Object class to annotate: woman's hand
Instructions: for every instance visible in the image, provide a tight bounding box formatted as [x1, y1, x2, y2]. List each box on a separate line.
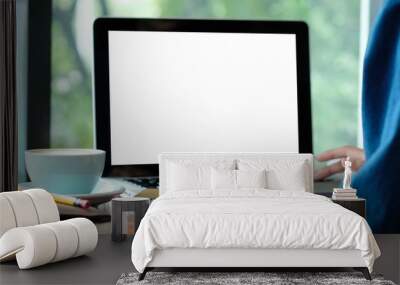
[314, 145, 365, 181]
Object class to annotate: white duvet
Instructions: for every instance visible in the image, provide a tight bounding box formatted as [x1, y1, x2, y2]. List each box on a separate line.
[131, 190, 380, 272]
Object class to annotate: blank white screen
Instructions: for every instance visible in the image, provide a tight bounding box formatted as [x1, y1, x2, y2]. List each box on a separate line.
[108, 31, 298, 165]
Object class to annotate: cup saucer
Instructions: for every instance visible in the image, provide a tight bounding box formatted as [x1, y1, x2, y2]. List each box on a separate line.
[19, 178, 125, 206]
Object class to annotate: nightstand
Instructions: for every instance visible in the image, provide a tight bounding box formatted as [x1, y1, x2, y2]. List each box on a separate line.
[331, 198, 366, 218]
[111, 197, 150, 241]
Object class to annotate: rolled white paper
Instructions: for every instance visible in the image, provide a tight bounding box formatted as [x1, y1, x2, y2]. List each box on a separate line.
[0, 190, 98, 269]
[0, 226, 57, 269]
[65, 218, 98, 257]
[0, 219, 98, 269]
[24, 189, 59, 224]
[0, 196, 17, 237]
[42, 221, 79, 262]
[1, 192, 39, 227]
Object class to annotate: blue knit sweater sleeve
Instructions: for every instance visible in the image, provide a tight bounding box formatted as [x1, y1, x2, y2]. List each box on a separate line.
[353, 0, 400, 233]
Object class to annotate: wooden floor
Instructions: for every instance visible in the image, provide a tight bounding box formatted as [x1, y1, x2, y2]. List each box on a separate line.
[0, 235, 134, 285]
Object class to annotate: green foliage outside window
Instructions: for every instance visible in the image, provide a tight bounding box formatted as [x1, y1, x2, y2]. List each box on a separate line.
[51, 0, 360, 154]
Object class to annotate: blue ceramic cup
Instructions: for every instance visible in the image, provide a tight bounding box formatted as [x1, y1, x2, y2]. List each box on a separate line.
[25, 149, 106, 195]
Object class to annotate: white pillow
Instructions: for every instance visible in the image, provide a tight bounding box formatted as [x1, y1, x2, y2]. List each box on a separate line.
[211, 169, 267, 190]
[237, 159, 308, 191]
[166, 159, 235, 192]
[167, 163, 211, 191]
[267, 164, 307, 191]
[236, 169, 267, 188]
[211, 168, 236, 190]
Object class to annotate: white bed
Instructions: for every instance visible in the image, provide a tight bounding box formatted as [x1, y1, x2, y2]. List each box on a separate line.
[131, 153, 380, 280]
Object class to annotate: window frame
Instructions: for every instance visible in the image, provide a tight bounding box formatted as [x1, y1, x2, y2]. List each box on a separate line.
[26, 0, 52, 149]
[24, 1, 383, 176]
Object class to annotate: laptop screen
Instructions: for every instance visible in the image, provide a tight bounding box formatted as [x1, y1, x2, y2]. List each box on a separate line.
[107, 30, 299, 165]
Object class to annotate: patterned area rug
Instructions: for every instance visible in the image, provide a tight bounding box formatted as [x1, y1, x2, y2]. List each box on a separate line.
[116, 272, 396, 285]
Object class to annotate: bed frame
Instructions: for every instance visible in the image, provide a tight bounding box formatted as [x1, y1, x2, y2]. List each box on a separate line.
[138, 153, 372, 281]
[139, 248, 371, 280]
